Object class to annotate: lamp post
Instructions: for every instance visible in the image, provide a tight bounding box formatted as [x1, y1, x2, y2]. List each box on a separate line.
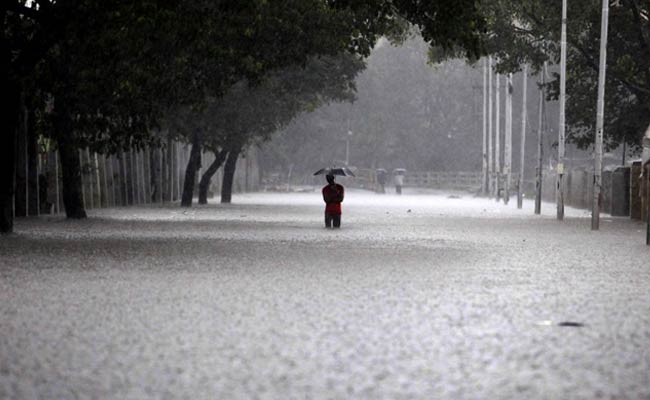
[642, 124, 650, 245]
[557, 0, 567, 220]
[495, 73, 501, 201]
[504, 73, 513, 205]
[535, 62, 547, 215]
[482, 58, 488, 195]
[488, 56, 494, 198]
[591, 0, 609, 231]
[518, 65, 528, 209]
[345, 130, 352, 166]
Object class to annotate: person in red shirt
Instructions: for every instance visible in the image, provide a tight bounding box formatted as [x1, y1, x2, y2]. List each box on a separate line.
[322, 174, 344, 228]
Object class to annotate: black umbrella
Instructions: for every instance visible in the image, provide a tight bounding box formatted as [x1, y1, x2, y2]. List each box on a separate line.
[313, 167, 356, 177]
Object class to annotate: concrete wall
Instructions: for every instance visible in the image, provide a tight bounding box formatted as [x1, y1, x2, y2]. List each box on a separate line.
[540, 167, 631, 217]
[631, 162, 643, 220]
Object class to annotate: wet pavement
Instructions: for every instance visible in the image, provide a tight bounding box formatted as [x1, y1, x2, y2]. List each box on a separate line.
[1, 190, 649, 399]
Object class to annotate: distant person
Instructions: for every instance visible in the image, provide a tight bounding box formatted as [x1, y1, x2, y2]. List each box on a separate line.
[322, 174, 344, 228]
[376, 169, 387, 194]
[38, 173, 51, 214]
[393, 169, 405, 195]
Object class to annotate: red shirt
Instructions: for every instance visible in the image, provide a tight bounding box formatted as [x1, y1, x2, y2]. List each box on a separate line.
[322, 184, 344, 215]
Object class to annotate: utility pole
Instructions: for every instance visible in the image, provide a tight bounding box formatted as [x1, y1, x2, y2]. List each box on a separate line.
[557, 0, 568, 220]
[504, 73, 513, 205]
[345, 116, 352, 166]
[592, 0, 609, 231]
[482, 58, 489, 195]
[641, 124, 649, 245]
[535, 62, 547, 215]
[488, 57, 494, 198]
[495, 73, 501, 201]
[55, 151, 60, 213]
[518, 66, 528, 209]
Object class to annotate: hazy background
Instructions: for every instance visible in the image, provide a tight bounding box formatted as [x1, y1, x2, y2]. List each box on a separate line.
[258, 34, 629, 185]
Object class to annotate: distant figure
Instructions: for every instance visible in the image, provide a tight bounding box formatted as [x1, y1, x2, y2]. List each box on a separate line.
[376, 169, 387, 194]
[38, 174, 51, 214]
[322, 174, 344, 228]
[393, 169, 405, 195]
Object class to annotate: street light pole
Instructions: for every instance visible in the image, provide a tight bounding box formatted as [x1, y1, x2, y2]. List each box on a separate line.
[488, 56, 494, 198]
[592, 0, 609, 231]
[641, 124, 650, 245]
[482, 58, 489, 195]
[535, 62, 547, 215]
[504, 73, 513, 205]
[495, 73, 501, 201]
[345, 130, 352, 166]
[518, 65, 528, 209]
[557, 0, 568, 220]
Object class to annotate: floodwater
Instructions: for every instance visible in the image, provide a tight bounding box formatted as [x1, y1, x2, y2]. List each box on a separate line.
[1, 189, 649, 399]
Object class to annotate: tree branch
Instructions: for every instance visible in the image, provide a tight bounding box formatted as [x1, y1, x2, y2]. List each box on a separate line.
[628, 0, 650, 57]
[6, 3, 41, 22]
[571, 40, 650, 96]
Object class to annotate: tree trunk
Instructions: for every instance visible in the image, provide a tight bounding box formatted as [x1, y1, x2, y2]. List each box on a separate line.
[181, 132, 202, 207]
[198, 149, 227, 205]
[27, 106, 39, 215]
[150, 146, 161, 203]
[165, 135, 174, 202]
[14, 104, 27, 217]
[256, 147, 265, 187]
[55, 97, 86, 219]
[57, 138, 87, 218]
[221, 145, 242, 204]
[0, 79, 20, 233]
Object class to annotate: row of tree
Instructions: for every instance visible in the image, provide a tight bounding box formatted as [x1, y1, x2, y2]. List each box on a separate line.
[458, 0, 649, 151]
[261, 1, 649, 186]
[260, 38, 494, 177]
[1, 0, 485, 233]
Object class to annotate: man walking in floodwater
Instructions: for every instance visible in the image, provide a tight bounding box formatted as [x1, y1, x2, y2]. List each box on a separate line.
[322, 174, 344, 228]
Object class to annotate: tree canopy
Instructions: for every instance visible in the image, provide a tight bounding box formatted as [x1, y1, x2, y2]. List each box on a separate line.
[1, 0, 487, 232]
[452, 0, 650, 150]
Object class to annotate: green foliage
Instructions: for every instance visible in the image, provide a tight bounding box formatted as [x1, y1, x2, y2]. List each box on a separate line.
[4, 0, 486, 156]
[445, 0, 650, 150]
[329, 0, 485, 58]
[262, 37, 488, 175]
[168, 53, 365, 154]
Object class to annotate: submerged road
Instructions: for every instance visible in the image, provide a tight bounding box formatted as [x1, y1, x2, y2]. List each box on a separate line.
[1, 190, 649, 399]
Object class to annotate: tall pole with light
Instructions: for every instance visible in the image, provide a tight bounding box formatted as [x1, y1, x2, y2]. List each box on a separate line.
[495, 73, 501, 201]
[643, 125, 650, 245]
[557, 0, 568, 220]
[591, 0, 609, 230]
[518, 65, 528, 209]
[488, 56, 494, 198]
[504, 73, 513, 205]
[535, 62, 547, 215]
[345, 114, 352, 166]
[482, 58, 489, 195]
[345, 130, 352, 166]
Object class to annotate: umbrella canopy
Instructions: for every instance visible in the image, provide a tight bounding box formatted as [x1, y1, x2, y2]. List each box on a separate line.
[314, 167, 356, 177]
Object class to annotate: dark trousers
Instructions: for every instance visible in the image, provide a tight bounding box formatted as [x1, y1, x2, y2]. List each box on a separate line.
[325, 213, 341, 228]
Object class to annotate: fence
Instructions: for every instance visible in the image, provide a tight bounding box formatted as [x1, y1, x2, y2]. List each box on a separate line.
[265, 169, 484, 192]
[403, 171, 483, 190]
[539, 163, 649, 218]
[14, 142, 260, 216]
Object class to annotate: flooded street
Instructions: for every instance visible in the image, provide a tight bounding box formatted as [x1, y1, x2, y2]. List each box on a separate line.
[2, 191, 649, 399]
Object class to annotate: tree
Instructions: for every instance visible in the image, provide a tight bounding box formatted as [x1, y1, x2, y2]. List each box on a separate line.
[2, 0, 486, 233]
[171, 53, 364, 206]
[461, 0, 649, 151]
[261, 37, 488, 177]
